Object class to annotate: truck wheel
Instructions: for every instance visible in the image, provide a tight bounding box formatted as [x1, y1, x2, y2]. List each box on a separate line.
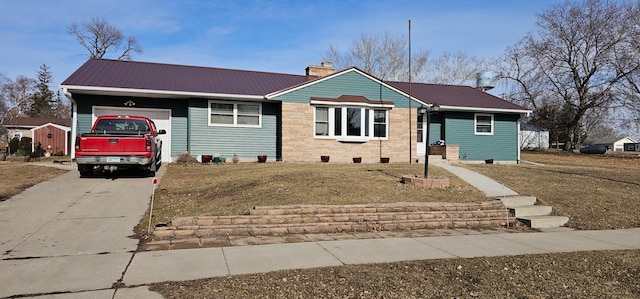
[78, 165, 93, 177]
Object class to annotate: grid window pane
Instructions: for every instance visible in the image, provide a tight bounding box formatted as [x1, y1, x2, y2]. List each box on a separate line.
[238, 104, 259, 114]
[347, 108, 361, 136]
[334, 108, 342, 136]
[373, 110, 386, 138]
[315, 107, 329, 136]
[211, 114, 234, 124]
[211, 103, 233, 113]
[237, 115, 259, 125]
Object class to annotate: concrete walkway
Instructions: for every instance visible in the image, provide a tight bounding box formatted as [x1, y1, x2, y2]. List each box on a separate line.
[124, 228, 640, 285]
[438, 163, 519, 197]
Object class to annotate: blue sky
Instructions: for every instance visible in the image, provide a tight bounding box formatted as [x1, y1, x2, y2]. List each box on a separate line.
[1, 0, 558, 91]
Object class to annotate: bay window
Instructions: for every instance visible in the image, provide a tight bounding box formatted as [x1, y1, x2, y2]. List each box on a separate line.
[314, 106, 389, 140]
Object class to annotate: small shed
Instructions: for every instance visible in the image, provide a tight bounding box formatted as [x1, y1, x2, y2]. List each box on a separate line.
[520, 123, 549, 149]
[587, 136, 637, 152]
[30, 123, 71, 156]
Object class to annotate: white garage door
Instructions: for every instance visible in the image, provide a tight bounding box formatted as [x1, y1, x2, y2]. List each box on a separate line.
[93, 106, 172, 162]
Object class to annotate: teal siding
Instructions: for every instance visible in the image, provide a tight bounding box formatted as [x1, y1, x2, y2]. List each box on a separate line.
[73, 94, 188, 159]
[444, 112, 520, 161]
[428, 114, 443, 143]
[187, 99, 278, 160]
[274, 71, 420, 107]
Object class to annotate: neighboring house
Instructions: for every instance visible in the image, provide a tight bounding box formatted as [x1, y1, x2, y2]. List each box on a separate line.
[586, 136, 637, 152]
[60, 58, 531, 164]
[520, 123, 549, 149]
[2, 117, 71, 154]
[3, 117, 71, 140]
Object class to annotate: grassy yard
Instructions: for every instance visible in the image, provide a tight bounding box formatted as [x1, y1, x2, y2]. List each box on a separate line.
[0, 158, 69, 201]
[145, 151, 639, 231]
[146, 162, 487, 228]
[466, 150, 640, 230]
[151, 249, 640, 298]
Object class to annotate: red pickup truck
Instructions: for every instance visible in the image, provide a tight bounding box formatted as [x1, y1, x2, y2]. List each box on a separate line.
[75, 115, 165, 177]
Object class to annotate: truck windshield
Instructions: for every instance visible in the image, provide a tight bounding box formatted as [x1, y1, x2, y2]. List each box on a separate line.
[94, 119, 150, 134]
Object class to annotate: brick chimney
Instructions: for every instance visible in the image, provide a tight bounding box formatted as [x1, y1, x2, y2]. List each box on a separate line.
[306, 62, 335, 79]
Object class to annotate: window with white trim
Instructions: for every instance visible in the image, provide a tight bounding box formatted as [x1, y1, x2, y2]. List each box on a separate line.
[209, 100, 261, 127]
[313, 106, 389, 140]
[315, 107, 329, 136]
[475, 113, 493, 135]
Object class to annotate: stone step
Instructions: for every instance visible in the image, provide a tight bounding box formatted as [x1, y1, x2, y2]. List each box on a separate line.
[172, 210, 508, 227]
[497, 195, 537, 208]
[517, 215, 569, 229]
[250, 201, 504, 216]
[153, 217, 510, 240]
[509, 205, 552, 217]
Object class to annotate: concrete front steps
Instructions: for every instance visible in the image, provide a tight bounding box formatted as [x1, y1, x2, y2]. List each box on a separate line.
[152, 201, 511, 240]
[497, 195, 569, 229]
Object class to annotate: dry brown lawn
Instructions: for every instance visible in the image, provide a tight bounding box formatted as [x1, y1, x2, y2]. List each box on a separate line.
[466, 150, 640, 230]
[0, 161, 69, 200]
[146, 162, 487, 228]
[152, 250, 640, 298]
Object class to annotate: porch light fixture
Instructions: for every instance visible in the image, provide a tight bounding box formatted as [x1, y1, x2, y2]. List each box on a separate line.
[418, 103, 440, 178]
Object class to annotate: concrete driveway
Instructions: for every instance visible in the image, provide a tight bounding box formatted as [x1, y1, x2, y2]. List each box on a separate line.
[0, 166, 164, 298]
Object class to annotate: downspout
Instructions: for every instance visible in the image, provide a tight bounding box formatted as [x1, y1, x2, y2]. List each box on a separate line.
[63, 89, 78, 160]
[517, 117, 521, 164]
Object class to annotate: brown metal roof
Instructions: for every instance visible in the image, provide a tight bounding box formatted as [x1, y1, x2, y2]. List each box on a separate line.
[7, 117, 71, 127]
[386, 81, 527, 111]
[62, 58, 308, 96]
[62, 58, 528, 112]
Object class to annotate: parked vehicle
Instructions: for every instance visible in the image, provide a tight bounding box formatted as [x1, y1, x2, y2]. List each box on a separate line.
[579, 144, 607, 155]
[75, 115, 165, 177]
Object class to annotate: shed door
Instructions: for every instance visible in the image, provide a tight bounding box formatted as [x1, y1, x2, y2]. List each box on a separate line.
[93, 106, 172, 162]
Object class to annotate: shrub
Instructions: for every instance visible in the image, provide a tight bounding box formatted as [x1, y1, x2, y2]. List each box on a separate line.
[17, 137, 32, 156]
[8, 138, 19, 154]
[175, 151, 199, 164]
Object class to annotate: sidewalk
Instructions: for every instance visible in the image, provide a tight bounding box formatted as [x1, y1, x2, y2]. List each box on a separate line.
[123, 227, 640, 285]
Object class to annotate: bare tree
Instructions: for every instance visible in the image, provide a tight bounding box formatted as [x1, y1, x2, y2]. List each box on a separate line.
[500, 0, 640, 149]
[67, 17, 142, 60]
[324, 32, 430, 81]
[0, 75, 36, 146]
[424, 51, 490, 85]
[325, 33, 488, 85]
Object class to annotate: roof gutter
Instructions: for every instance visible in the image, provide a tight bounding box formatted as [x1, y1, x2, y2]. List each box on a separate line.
[438, 105, 532, 115]
[60, 85, 265, 101]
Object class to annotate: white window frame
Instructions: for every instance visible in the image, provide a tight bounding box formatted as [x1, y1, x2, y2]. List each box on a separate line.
[475, 113, 494, 135]
[314, 107, 330, 136]
[373, 109, 388, 138]
[208, 100, 262, 128]
[313, 106, 389, 142]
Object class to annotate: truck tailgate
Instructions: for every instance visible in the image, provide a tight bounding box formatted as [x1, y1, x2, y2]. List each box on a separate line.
[77, 135, 148, 155]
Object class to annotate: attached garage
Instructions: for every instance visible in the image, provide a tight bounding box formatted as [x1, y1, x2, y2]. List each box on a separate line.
[92, 106, 172, 162]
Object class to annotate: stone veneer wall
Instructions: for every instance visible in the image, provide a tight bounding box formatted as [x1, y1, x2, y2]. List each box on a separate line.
[281, 102, 417, 162]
